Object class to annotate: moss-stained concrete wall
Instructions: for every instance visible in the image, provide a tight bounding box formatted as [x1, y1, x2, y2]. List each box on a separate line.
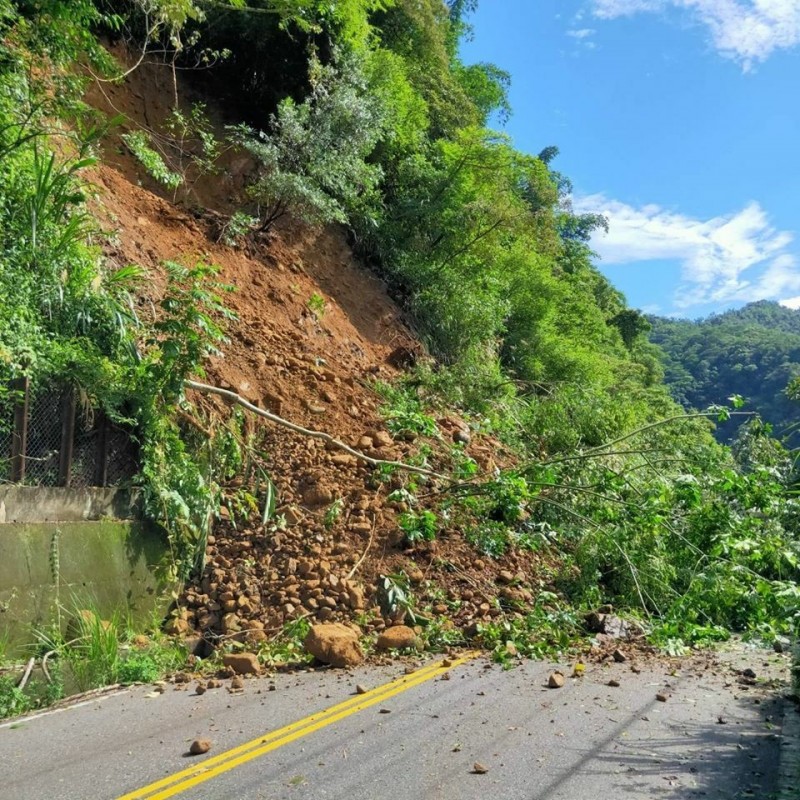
[0, 520, 175, 658]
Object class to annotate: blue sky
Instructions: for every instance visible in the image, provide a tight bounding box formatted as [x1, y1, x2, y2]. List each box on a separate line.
[460, 0, 800, 319]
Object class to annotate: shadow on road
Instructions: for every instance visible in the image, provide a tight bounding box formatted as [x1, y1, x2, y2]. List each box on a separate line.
[534, 684, 787, 799]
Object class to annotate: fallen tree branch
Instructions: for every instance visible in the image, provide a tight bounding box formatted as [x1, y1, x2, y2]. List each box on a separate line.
[185, 379, 451, 482]
[17, 657, 35, 691]
[346, 514, 376, 581]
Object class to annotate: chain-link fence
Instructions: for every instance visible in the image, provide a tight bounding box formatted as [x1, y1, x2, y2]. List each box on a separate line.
[0, 378, 138, 488]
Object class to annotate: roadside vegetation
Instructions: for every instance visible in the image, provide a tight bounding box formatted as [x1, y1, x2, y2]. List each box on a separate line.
[1, 0, 799, 716]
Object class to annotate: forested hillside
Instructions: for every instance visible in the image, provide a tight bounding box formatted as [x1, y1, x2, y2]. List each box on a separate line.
[650, 301, 800, 441]
[1, 0, 799, 714]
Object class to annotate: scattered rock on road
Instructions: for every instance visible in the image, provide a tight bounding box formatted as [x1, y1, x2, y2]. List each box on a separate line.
[613, 648, 627, 663]
[656, 692, 669, 702]
[189, 739, 212, 755]
[472, 762, 489, 774]
[304, 623, 364, 667]
[548, 671, 565, 689]
[222, 652, 261, 675]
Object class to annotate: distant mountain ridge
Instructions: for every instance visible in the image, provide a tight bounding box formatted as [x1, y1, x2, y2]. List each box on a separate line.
[648, 300, 800, 440]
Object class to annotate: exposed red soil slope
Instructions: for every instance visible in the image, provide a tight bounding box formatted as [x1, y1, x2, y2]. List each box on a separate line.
[86, 55, 554, 652]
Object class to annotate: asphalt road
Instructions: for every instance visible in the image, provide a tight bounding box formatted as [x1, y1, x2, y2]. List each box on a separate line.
[0, 645, 793, 800]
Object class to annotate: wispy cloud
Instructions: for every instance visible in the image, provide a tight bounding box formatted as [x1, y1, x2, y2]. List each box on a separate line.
[590, 0, 800, 69]
[567, 27, 597, 38]
[566, 26, 598, 50]
[574, 194, 800, 309]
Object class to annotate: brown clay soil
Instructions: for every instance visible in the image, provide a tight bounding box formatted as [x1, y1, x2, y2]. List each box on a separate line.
[85, 50, 563, 655]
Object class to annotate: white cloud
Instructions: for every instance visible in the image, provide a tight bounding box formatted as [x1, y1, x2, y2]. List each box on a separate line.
[591, 0, 800, 68]
[567, 27, 597, 38]
[574, 194, 800, 308]
[780, 294, 800, 308]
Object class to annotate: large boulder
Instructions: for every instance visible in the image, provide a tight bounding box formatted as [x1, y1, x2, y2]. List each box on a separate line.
[375, 625, 419, 651]
[304, 623, 364, 668]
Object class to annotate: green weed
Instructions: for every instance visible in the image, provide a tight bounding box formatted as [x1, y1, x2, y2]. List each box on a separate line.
[307, 293, 326, 318]
[399, 509, 438, 545]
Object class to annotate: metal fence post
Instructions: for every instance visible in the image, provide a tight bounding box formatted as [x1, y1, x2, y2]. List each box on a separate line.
[10, 376, 29, 483]
[95, 411, 109, 488]
[58, 386, 76, 487]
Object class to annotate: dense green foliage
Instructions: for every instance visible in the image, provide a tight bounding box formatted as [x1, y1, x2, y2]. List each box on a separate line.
[650, 301, 800, 441]
[0, 0, 244, 579]
[0, 0, 797, 667]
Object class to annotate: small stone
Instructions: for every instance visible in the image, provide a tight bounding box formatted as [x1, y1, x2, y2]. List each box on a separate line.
[165, 618, 190, 636]
[773, 636, 791, 653]
[612, 649, 627, 663]
[230, 676, 244, 691]
[283, 505, 304, 526]
[548, 671, 565, 689]
[372, 431, 394, 449]
[472, 762, 489, 774]
[355, 684, 368, 695]
[453, 428, 471, 445]
[497, 570, 514, 585]
[189, 739, 211, 755]
[173, 672, 191, 684]
[608, 679, 620, 688]
[195, 682, 207, 695]
[656, 692, 669, 702]
[584, 611, 606, 633]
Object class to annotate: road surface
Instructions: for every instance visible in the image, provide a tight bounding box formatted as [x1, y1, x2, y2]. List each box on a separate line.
[0, 645, 794, 799]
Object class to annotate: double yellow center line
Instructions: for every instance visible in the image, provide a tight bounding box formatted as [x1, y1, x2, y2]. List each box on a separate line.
[117, 651, 479, 800]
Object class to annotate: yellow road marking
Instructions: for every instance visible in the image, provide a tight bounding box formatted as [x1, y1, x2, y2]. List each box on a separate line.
[117, 652, 479, 800]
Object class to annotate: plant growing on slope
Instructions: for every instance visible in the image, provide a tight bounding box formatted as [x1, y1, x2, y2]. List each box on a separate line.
[122, 103, 223, 200]
[229, 53, 386, 232]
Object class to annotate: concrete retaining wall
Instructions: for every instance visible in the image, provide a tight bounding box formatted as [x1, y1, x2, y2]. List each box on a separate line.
[0, 486, 141, 523]
[0, 489, 175, 658]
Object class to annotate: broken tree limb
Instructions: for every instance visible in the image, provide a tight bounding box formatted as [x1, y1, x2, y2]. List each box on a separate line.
[17, 657, 35, 691]
[184, 379, 451, 482]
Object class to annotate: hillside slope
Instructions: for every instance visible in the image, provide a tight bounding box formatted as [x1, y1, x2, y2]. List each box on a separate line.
[87, 63, 554, 650]
[649, 301, 800, 440]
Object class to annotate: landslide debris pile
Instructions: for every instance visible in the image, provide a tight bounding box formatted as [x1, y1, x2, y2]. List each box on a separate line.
[91, 103, 553, 655]
[171, 417, 551, 654]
